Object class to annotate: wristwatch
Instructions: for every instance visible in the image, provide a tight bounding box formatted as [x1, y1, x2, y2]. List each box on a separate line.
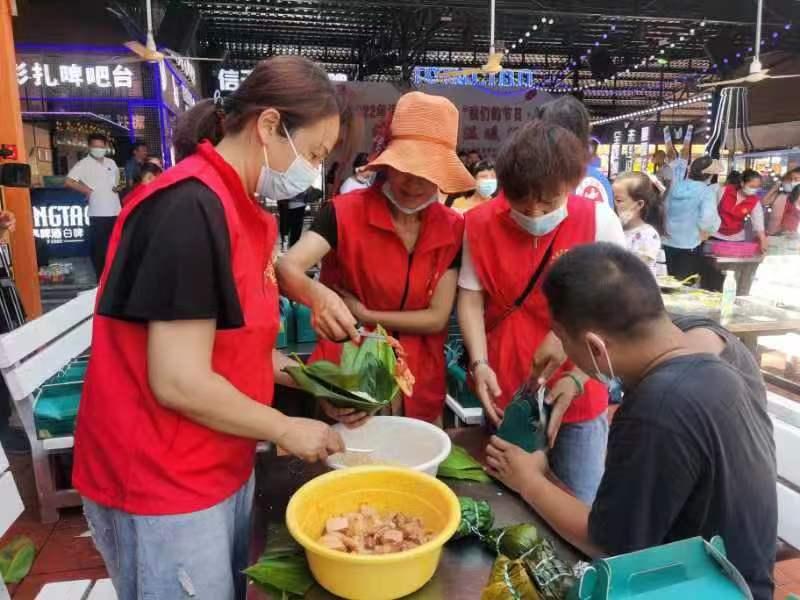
[469, 358, 490, 375]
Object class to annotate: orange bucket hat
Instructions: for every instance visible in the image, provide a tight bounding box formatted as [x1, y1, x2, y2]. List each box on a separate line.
[366, 91, 475, 194]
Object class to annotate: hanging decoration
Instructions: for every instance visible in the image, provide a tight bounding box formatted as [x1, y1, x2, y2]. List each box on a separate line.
[704, 87, 754, 155]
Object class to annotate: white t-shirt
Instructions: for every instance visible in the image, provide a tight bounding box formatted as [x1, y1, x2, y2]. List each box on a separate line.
[625, 223, 666, 277]
[67, 156, 121, 217]
[339, 176, 372, 195]
[458, 201, 626, 291]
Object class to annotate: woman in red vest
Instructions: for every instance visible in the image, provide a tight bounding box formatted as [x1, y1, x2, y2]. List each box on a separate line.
[277, 92, 473, 423]
[458, 109, 626, 505]
[72, 57, 355, 600]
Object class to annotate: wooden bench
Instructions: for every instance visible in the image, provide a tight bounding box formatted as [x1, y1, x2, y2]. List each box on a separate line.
[35, 578, 117, 600]
[767, 390, 800, 550]
[0, 289, 96, 523]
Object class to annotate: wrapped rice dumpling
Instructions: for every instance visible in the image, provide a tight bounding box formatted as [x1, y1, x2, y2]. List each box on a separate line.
[481, 555, 542, 600]
[453, 497, 495, 540]
[485, 524, 540, 559]
[521, 538, 577, 600]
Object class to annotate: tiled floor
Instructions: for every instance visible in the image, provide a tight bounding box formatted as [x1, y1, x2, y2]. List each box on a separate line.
[1, 449, 799, 598]
[1, 454, 107, 600]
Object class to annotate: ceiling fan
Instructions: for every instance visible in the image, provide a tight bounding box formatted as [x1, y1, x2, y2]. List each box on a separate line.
[698, 0, 800, 88]
[437, 0, 505, 80]
[107, 0, 224, 65]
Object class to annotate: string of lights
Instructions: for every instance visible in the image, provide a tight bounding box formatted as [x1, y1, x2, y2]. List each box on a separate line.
[589, 93, 712, 126]
[505, 15, 555, 55]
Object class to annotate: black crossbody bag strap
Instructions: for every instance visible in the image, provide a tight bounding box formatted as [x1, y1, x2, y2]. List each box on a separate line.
[486, 234, 558, 333]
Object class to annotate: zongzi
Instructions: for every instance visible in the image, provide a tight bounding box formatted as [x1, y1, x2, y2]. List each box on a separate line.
[485, 524, 540, 559]
[496, 383, 549, 452]
[521, 538, 577, 600]
[481, 555, 542, 600]
[453, 497, 494, 540]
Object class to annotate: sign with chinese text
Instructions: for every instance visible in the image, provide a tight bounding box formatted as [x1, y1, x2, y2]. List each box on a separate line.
[30, 188, 90, 257]
[413, 67, 538, 88]
[215, 68, 347, 93]
[338, 82, 552, 161]
[16, 53, 145, 98]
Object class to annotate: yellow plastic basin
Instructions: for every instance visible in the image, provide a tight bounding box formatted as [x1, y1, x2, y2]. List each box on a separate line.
[285, 466, 460, 600]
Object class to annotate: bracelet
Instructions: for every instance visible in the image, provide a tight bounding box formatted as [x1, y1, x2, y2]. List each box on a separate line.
[470, 358, 490, 374]
[564, 373, 585, 396]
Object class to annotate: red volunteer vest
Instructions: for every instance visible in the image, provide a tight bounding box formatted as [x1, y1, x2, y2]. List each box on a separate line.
[311, 187, 464, 422]
[466, 193, 607, 424]
[782, 197, 800, 233]
[73, 142, 279, 515]
[718, 185, 760, 236]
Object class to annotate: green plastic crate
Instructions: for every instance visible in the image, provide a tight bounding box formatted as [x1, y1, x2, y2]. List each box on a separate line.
[570, 536, 751, 600]
[34, 382, 82, 438]
[276, 297, 296, 349]
[293, 302, 317, 344]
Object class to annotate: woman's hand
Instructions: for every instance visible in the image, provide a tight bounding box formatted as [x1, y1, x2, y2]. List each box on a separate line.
[320, 399, 370, 429]
[473, 363, 503, 426]
[546, 375, 582, 448]
[310, 283, 359, 343]
[759, 234, 770, 254]
[336, 288, 368, 324]
[531, 331, 567, 386]
[277, 417, 345, 462]
[486, 435, 548, 494]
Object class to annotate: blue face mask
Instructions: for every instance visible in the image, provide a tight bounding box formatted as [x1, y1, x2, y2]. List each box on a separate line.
[476, 179, 498, 198]
[510, 203, 567, 236]
[587, 338, 624, 402]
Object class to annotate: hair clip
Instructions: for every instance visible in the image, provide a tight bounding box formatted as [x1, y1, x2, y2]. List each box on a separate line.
[644, 171, 666, 194]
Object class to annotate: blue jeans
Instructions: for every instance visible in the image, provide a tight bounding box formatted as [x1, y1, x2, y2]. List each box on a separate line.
[83, 474, 254, 600]
[549, 413, 608, 505]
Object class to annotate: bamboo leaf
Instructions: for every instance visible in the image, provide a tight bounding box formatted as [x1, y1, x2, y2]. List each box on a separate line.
[0, 536, 35, 584]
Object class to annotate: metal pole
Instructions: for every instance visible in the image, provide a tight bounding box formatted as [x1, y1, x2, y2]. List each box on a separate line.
[751, 0, 763, 73]
[489, 0, 495, 55]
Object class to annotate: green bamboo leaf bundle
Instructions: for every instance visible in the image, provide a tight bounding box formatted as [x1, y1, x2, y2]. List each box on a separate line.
[452, 497, 495, 540]
[521, 538, 577, 600]
[484, 524, 541, 559]
[244, 525, 314, 599]
[437, 445, 491, 483]
[284, 325, 399, 414]
[481, 555, 542, 600]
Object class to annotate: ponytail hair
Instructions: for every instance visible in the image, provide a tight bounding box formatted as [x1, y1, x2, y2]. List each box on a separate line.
[725, 170, 743, 188]
[615, 171, 666, 235]
[174, 56, 339, 161]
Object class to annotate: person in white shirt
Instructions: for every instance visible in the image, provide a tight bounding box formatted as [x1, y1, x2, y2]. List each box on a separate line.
[338, 153, 373, 194]
[65, 133, 121, 277]
[613, 172, 667, 277]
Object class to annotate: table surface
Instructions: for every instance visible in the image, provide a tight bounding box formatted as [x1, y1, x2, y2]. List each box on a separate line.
[248, 428, 582, 600]
[664, 292, 800, 337]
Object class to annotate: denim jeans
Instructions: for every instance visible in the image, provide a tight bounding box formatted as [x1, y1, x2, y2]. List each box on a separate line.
[83, 474, 254, 600]
[549, 412, 608, 505]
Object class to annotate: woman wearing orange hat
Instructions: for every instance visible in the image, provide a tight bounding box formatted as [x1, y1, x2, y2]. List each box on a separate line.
[277, 92, 474, 423]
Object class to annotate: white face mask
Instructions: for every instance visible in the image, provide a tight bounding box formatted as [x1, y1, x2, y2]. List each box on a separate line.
[618, 209, 636, 226]
[509, 203, 567, 236]
[89, 147, 107, 159]
[383, 182, 438, 215]
[782, 182, 800, 193]
[257, 124, 319, 201]
[741, 186, 759, 196]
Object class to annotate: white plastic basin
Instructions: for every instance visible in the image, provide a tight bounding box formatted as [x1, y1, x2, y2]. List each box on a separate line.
[326, 416, 452, 476]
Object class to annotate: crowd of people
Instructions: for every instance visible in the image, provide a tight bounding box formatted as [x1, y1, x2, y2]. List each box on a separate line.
[64, 55, 779, 600]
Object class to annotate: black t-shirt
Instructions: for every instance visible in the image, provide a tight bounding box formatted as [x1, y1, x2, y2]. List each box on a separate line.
[588, 316, 777, 600]
[310, 201, 462, 269]
[98, 179, 244, 329]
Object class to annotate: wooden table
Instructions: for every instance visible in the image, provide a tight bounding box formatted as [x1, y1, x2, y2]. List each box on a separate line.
[248, 428, 582, 600]
[664, 292, 800, 355]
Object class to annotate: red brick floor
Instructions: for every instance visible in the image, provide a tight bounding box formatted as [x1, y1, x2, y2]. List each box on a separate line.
[1, 449, 799, 598]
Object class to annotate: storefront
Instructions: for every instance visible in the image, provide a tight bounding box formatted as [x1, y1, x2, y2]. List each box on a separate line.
[14, 43, 199, 283]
